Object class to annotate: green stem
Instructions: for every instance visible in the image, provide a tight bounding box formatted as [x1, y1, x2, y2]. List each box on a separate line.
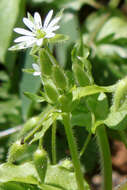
[109, 0, 120, 8]
[96, 125, 112, 190]
[39, 137, 43, 149]
[80, 133, 92, 158]
[52, 121, 57, 164]
[24, 107, 54, 143]
[119, 131, 127, 149]
[62, 113, 85, 190]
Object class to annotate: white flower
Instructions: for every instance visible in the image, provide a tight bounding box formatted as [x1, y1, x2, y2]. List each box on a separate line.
[32, 63, 41, 76]
[9, 10, 61, 50]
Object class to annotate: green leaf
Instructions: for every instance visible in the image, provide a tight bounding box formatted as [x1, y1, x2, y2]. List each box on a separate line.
[85, 12, 108, 33]
[24, 92, 45, 103]
[0, 182, 37, 190]
[104, 110, 127, 130]
[40, 184, 63, 190]
[0, 162, 39, 184]
[96, 44, 127, 59]
[0, 182, 28, 190]
[48, 34, 69, 44]
[44, 164, 90, 190]
[97, 17, 127, 41]
[86, 93, 109, 121]
[72, 85, 116, 100]
[0, 162, 90, 190]
[0, 0, 21, 62]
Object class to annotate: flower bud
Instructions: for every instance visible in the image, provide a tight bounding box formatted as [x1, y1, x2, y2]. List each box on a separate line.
[52, 65, 67, 90]
[58, 93, 72, 112]
[72, 64, 90, 86]
[34, 148, 48, 183]
[39, 49, 52, 76]
[44, 81, 59, 103]
[7, 140, 27, 163]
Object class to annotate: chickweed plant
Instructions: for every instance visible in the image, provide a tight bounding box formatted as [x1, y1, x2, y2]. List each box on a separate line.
[1, 6, 127, 190]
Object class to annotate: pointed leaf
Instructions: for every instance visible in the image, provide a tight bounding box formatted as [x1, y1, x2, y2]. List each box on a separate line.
[72, 85, 116, 100]
[24, 92, 45, 103]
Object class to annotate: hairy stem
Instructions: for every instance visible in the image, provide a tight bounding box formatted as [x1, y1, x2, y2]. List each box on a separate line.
[62, 113, 85, 190]
[96, 125, 112, 190]
[80, 133, 92, 158]
[52, 121, 57, 164]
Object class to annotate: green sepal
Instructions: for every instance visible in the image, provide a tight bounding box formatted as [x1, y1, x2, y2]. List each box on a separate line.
[71, 41, 89, 63]
[27, 12, 34, 23]
[44, 80, 59, 104]
[52, 65, 67, 90]
[58, 93, 73, 112]
[19, 116, 39, 138]
[48, 34, 69, 44]
[72, 63, 90, 86]
[22, 68, 34, 74]
[39, 49, 52, 76]
[34, 148, 48, 183]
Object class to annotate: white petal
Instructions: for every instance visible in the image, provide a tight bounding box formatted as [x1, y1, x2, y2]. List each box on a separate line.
[45, 32, 55, 39]
[23, 18, 35, 32]
[36, 38, 43, 46]
[45, 25, 59, 33]
[43, 10, 53, 29]
[33, 71, 41, 76]
[14, 28, 35, 36]
[9, 42, 29, 50]
[47, 16, 61, 28]
[14, 36, 35, 43]
[32, 63, 40, 72]
[34, 12, 42, 29]
[50, 25, 60, 31]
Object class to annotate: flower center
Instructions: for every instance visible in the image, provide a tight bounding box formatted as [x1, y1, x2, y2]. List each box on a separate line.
[36, 29, 46, 39]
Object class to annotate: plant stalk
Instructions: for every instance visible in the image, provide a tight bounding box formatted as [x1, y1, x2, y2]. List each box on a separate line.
[80, 133, 92, 158]
[52, 121, 57, 164]
[62, 113, 85, 190]
[96, 125, 112, 190]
